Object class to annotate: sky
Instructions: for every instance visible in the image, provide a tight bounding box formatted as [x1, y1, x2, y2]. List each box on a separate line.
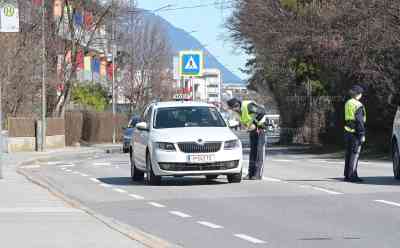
[137, 0, 249, 80]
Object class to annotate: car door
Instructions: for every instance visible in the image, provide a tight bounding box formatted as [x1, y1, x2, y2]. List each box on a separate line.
[394, 107, 400, 151]
[134, 105, 152, 169]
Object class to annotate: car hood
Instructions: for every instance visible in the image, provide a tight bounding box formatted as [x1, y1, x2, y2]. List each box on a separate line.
[151, 127, 238, 143]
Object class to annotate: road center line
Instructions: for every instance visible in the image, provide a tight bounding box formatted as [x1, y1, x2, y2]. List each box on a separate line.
[80, 173, 88, 177]
[72, 171, 80, 174]
[197, 221, 223, 229]
[90, 178, 100, 183]
[113, 188, 127, 193]
[93, 162, 111, 166]
[129, 194, 145, 200]
[169, 211, 191, 218]
[300, 185, 343, 195]
[148, 202, 166, 208]
[234, 234, 266, 244]
[375, 200, 400, 208]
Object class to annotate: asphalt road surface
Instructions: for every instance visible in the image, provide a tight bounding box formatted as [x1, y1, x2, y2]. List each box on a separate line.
[21, 149, 400, 248]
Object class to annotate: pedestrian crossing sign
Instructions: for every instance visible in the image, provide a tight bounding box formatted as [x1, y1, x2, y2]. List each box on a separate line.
[179, 51, 204, 77]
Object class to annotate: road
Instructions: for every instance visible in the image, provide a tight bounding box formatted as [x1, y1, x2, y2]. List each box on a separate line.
[21, 149, 400, 248]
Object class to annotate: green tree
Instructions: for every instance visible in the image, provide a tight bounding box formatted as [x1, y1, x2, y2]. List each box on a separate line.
[72, 83, 109, 111]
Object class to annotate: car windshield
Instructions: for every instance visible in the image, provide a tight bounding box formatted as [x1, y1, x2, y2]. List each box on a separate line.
[154, 106, 226, 129]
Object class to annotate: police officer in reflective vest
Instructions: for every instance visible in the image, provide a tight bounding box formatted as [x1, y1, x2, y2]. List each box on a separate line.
[227, 98, 267, 180]
[344, 85, 366, 182]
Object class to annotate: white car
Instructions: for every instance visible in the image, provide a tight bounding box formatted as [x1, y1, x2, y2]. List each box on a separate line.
[392, 103, 400, 179]
[129, 101, 243, 185]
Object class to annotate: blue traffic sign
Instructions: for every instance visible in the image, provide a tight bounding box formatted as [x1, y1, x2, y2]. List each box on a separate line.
[179, 51, 203, 77]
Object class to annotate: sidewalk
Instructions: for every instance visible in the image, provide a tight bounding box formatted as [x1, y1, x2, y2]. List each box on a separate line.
[0, 148, 146, 248]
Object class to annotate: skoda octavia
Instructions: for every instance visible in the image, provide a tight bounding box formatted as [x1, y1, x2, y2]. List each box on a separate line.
[129, 101, 243, 185]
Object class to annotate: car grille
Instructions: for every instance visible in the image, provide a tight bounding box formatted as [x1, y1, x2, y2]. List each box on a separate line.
[159, 160, 239, 171]
[178, 142, 221, 153]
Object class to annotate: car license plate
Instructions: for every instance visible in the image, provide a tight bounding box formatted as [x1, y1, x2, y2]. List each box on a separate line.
[187, 154, 215, 163]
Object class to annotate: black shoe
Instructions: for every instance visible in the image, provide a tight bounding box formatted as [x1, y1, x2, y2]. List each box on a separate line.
[243, 175, 256, 180]
[349, 177, 363, 183]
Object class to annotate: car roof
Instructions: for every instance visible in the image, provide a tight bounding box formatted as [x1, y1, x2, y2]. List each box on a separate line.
[152, 101, 215, 109]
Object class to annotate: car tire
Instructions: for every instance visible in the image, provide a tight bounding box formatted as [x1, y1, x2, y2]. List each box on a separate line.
[146, 153, 162, 185]
[227, 171, 242, 183]
[393, 142, 400, 180]
[123, 146, 129, 153]
[130, 147, 144, 181]
[206, 175, 219, 181]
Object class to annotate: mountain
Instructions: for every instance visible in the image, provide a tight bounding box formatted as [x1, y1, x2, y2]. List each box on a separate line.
[140, 11, 244, 85]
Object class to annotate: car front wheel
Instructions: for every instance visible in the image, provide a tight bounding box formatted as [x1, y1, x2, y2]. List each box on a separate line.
[146, 153, 162, 185]
[393, 142, 400, 180]
[130, 148, 144, 181]
[227, 171, 242, 183]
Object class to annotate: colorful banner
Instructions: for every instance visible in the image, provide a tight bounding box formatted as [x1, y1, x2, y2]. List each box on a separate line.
[32, 0, 43, 6]
[84, 56, 91, 72]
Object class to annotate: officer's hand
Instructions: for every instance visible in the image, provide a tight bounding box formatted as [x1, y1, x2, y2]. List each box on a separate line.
[248, 124, 256, 131]
[361, 136, 366, 143]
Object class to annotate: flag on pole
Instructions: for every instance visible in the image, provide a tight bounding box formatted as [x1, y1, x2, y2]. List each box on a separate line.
[100, 59, 107, 77]
[32, 0, 43, 6]
[76, 49, 84, 70]
[84, 56, 91, 72]
[53, 0, 62, 17]
[84, 11, 93, 30]
[92, 58, 100, 74]
[74, 10, 83, 26]
[0, 2, 20, 33]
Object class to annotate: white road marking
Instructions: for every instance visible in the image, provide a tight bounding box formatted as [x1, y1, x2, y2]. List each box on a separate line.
[262, 176, 282, 182]
[197, 221, 223, 229]
[65, 169, 72, 172]
[148, 202, 166, 208]
[59, 164, 75, 167]
[169, 211, 191, 218]
[80, 173, 89, 177]
[93, 162, 111, 166]
[129, 194, 145, 200]
[99, 183, 112, 188]
[72, 171, 80, 174]
[90, 178, 100, 183]
[47, 161, 62, 165]
[300, 185, 343, 195]
[113, 188, 127, 193]
[234, 234, 266, 244]
[21, 165, 41, 169]
[375, 200, 400, 208]
[0, 207, 82, 213]
[271, 159, 293, 162]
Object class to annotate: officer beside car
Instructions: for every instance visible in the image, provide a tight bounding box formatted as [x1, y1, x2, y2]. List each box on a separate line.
[344, 85, 367, 182]
[227, 98, 267, 180]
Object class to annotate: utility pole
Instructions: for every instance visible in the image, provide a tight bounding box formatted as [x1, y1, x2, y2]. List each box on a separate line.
[111, 0, 116, 144]
[41, 0, 47, 151]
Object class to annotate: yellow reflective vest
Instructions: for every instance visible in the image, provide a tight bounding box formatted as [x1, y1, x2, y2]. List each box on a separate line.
[344, 98, 366, 133]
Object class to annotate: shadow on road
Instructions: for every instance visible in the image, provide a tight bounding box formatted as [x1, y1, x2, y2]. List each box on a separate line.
[98, 176, 229, 187]
[331, 177, 400, 186]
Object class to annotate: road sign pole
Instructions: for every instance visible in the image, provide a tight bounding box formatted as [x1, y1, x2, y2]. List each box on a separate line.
[41, 1, 46, 151]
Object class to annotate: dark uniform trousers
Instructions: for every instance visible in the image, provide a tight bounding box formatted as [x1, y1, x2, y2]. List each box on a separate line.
[344, 131, 362, 179]
[249, 129, 266, 179]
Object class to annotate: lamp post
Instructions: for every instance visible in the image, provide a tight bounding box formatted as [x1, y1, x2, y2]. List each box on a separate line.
[41, 0, 47, 151]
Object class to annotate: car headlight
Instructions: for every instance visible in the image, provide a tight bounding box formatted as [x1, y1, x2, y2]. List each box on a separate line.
[156, 142, 176, 151]
[224, 139, 239, 150]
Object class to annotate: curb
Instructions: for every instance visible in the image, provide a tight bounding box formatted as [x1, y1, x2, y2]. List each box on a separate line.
[16, 155, 182, 248]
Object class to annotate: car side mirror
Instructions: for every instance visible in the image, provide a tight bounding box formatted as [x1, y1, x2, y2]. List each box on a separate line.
[136, 122, 149, 131]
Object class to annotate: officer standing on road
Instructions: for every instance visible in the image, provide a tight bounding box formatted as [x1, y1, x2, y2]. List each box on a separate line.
[227, 98, 267, 180]
[344, 85, 366, 182]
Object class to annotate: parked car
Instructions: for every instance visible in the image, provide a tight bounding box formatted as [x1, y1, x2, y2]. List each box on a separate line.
[122, 115, 140, 153]
[129, 101, 243, 185]
[392, 102, 400, 179]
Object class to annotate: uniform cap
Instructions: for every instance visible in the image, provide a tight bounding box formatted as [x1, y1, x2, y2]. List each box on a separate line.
[350, 85, 364, 95]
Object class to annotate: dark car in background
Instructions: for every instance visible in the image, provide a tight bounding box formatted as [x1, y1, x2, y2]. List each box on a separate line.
[122, 116, 140, 153]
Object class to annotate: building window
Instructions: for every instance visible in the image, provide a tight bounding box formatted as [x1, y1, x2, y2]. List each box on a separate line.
[208, 93, 219, 98]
